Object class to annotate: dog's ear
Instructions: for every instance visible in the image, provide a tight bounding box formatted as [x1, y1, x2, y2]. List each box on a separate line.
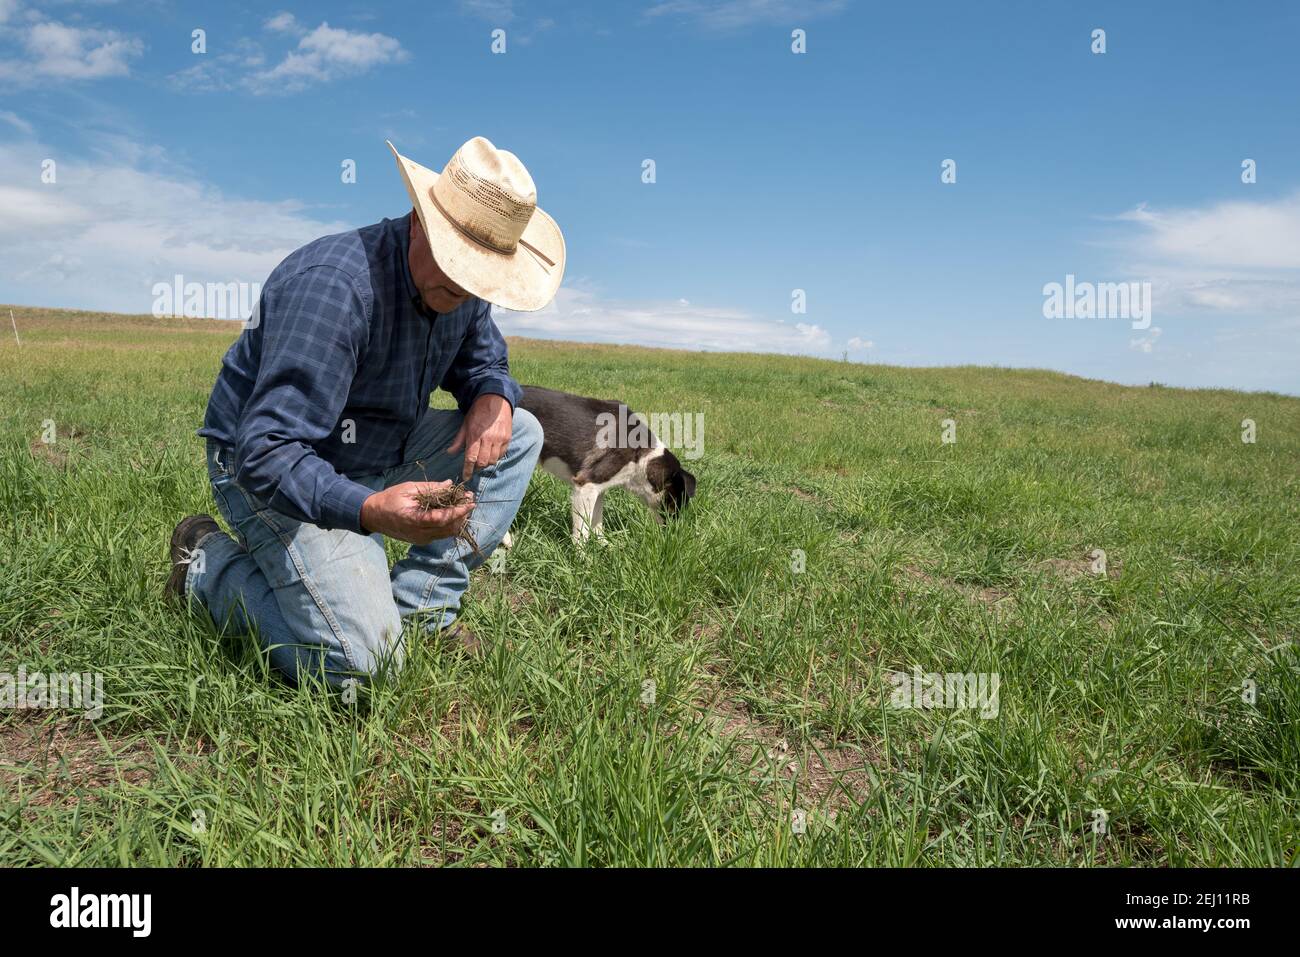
[645, 451, 673, 492]
[678, 468, 696, 503]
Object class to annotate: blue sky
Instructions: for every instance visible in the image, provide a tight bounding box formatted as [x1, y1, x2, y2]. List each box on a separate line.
[1, 0, 1298, 393]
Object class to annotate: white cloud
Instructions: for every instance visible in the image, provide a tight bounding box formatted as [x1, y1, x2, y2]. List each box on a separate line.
[1114, 192, 1300, 317]
[0, 0, 18, 25]
[174, 21, 407, 94]
[264, 12, 301, 34]
[1129, 326, 1162, 354]
[643, 0, 847, 29]
[247, 22, 407, 93]
[0, 137, 349, 314]
[847, 336, 873, 350]
[0, 18, 143, 83]
[497, 284, 832, 355]
[1117, 195, 1300, 270]
[169, 37, 265, 93]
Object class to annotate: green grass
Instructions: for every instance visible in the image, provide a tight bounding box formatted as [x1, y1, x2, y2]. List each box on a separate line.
[1, 305, 1298, 866]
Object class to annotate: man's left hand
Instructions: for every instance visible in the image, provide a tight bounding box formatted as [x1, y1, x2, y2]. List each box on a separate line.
[447, 393, 513, 481]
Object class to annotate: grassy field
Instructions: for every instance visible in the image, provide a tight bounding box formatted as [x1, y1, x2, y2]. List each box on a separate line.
[1, 305, 1298, 867]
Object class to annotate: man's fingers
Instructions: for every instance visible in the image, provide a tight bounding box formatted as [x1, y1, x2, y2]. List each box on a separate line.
[472, 435, 507, 473]
[461, 438, 481, 482]
[409, 480, 452, 495]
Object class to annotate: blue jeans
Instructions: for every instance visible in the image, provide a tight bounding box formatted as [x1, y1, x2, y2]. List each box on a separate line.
[186, 407, 543, 687]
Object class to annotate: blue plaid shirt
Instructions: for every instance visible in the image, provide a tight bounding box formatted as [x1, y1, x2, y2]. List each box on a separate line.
[199, 212, 522, 534]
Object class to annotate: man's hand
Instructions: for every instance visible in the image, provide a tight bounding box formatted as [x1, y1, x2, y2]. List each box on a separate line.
[360, 481, 474, 545]
[447, 393, 513, 481]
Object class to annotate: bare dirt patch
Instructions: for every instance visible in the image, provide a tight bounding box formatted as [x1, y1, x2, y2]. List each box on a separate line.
[898, 563, 1013, 608]
[690, 622, 723, 642]
[1038, 549, 1122, 581]
[27, 426, 92, 469]
[699, 692, 875, 812]
[0, 714, 159, 810]
[761, 483, 832, 508]
[27, 440, 68, 468]
[471, 569, 535, 614]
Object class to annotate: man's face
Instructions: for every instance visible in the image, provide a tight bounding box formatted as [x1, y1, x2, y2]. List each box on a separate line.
[408, 210, 473, 314]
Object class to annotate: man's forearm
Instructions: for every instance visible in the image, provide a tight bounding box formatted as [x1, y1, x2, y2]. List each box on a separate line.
[235, 437, 373, 533]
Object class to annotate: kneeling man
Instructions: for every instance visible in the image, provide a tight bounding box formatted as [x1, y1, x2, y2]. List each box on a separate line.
[167, 137, 564, 687]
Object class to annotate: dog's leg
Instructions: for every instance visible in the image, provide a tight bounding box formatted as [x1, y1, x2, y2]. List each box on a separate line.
[589, 488, 607, 542]
[571, 484, 603, 545]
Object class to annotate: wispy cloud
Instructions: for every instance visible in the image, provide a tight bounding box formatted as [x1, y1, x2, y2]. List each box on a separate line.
[169, 38, 265, 93]
[0, 14, 143, 84]
[1129, 326, 1162, 353]
[264, 12, 301, 34]
[1113, 192, 1300, 317]
[0, 136, 348, 313]
[170, 19, 407, 95]
[457, 1, 553, 44]
[1116, 195, 1300, 270]
[497, 284, 832, 355]
[250, 22, 407, 92]
[0, 110, 33, 135]
[0, 126, 835, 356]
[643, 0, 848, 30]
[459, 0, 517, 23]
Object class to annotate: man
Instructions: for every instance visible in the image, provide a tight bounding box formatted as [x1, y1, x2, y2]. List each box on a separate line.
[166, 136, 564, 687]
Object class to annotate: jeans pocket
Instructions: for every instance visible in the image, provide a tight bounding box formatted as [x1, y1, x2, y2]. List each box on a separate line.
[206, 442, 233, 481]
[242, 506, 310, 591]
[209, 465, 293, 581]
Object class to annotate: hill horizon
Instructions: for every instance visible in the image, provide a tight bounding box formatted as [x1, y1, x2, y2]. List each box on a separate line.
[5, 303, 1295, 400]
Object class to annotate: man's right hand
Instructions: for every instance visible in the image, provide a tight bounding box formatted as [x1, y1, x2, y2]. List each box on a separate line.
[360, 481, 475, 545]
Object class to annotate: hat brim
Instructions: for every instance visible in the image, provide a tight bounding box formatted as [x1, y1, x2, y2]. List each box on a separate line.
[388, 141, 565, 313]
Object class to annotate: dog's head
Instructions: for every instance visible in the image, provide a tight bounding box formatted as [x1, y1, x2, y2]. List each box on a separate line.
[646, 449, 696, 518]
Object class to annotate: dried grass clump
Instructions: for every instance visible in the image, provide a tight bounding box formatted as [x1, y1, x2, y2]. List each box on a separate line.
[412, 482, 473, 511]
[413, 482, 480, 556]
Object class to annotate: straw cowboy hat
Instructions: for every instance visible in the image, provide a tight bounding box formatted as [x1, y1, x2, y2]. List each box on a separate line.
[388, 137, 565, 312]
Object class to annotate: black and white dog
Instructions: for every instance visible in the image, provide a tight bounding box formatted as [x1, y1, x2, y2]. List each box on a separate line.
[503, 385, 696, 545]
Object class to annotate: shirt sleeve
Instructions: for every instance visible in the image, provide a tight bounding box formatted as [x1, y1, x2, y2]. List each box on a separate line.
[439, 299, 523, 412]
[232, 266, 375, 533]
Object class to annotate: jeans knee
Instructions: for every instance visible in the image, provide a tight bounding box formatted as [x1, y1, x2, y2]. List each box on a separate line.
[341, 613, 404, 681]
[511, 406, 543, 458]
